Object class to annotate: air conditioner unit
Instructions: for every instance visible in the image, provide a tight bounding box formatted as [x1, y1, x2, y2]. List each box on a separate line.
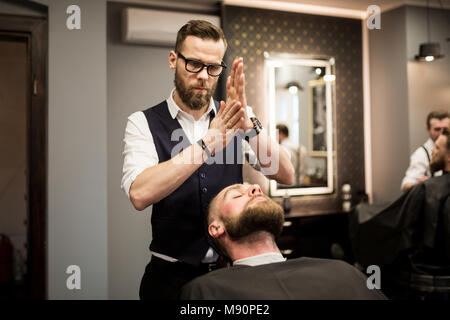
[122, 8, 221, 46]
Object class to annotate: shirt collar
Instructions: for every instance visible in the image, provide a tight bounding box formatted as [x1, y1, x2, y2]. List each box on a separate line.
[166, 88, 217, 120]
[424, 138, 435, 150]
[233, 252, 287, 267]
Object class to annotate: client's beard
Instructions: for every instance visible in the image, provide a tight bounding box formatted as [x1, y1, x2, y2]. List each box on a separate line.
[222, 195, 285, 241]
[174, 69, 217, 110]
[430, 156, 445, 174]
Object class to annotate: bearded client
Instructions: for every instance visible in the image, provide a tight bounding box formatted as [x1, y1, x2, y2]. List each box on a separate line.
[180, 183, 387, 300]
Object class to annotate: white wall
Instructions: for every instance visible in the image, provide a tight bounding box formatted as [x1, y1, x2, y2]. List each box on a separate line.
[369, 6, 410, 204]
[34, 0, 108, 299]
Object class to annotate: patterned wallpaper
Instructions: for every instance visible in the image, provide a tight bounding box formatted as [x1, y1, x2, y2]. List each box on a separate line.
[222, 5, 364, 213]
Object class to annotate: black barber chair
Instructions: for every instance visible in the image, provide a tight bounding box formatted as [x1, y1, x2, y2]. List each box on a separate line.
[348, 188, 450, 300]
[384, 248, 450, 300]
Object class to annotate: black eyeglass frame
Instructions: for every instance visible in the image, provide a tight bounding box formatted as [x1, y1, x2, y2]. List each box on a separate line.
[176, 52, 227, 77]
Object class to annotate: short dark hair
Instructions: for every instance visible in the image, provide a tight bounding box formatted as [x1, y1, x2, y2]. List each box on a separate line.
[175, 20, 227, 53]
[276, 124, 289, 137]
[427, 110, 449, 129]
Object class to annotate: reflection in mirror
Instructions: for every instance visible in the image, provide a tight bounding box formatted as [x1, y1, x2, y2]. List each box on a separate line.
[265, 53, 336, 197]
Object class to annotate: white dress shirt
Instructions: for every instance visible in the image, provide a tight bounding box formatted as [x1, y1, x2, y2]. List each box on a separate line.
[121, 89, 258, 263]
[401, 138, 442, 190]
[233, 252, 287, 266]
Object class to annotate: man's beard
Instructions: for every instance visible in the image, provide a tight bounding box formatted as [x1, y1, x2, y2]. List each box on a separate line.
[430, 155, 445, 174]
[174, 69, 217, 110]
[222, 195, 285, 241]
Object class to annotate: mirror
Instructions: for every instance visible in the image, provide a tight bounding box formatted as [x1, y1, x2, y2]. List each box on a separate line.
[265, 53, 336, 197]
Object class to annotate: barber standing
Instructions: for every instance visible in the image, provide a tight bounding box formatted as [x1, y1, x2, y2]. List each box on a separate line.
[120, 20, 294, 300]
[401, 110, 449, 192]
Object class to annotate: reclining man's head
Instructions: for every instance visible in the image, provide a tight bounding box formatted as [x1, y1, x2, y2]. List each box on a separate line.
[430, 127, 450, 174]
[207, 183, 285, 259]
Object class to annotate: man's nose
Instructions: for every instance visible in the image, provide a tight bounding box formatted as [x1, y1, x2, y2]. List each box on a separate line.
[248, 184, 262, 196]
[196, 67, 209, 80]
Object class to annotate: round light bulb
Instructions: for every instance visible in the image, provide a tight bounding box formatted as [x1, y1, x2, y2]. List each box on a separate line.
[288, 85, 298, 95]
[315, 68, 322, 75]
[342, 184, 351, 193]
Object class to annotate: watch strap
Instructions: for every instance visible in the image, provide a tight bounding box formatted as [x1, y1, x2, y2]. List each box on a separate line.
[242, 117, 263, 142]
[197, 139, 212, 158]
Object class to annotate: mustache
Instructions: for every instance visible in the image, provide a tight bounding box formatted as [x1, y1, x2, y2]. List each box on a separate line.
[244, 194, 270, 209]
[190, 82, 208, 89]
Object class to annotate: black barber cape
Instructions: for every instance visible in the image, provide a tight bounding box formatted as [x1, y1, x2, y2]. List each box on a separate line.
[179, 257, 387, 300]
[350, 174, 450, 268]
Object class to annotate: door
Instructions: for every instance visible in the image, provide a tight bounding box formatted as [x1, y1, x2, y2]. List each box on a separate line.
[0, 13, 47, 300]
[0, 33, 29, 300]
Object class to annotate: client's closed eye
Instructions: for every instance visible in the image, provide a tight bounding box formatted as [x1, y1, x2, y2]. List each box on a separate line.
[231, 191, 244, 198]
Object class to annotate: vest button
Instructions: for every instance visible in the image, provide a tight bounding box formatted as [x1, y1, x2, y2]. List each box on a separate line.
[202, 187, 208, 193]
[200, 172, 206, 179]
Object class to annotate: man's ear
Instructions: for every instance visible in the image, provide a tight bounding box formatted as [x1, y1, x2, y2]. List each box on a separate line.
[169, 51, 177, 71]
[208, 221, 225, 239]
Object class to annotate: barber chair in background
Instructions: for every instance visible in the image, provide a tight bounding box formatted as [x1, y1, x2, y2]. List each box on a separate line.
[349, 175, 450, 300]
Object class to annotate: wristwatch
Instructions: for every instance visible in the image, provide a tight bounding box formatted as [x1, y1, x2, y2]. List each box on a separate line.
[243, 117, 263, 142]
[197, 138, 213, 158]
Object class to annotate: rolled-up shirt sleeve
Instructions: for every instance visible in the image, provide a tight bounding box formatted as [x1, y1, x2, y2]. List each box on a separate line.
[243, 105, 286, 176]
[121, 111, 159, 199]
[400, 147, 429, 190]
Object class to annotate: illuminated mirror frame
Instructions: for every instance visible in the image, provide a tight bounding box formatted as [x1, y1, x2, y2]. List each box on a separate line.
[265, 53, 336, 197]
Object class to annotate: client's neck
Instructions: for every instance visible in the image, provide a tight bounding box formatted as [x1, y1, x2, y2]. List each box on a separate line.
[227, 231, 281, 262]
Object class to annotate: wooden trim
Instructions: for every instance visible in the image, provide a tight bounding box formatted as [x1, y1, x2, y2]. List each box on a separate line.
[361, 21, 373, 204]
[0, 13, 47, 300]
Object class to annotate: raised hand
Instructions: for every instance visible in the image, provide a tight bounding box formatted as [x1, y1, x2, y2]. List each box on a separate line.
[204, 99, 245, 155]
[227, 57, 253, 131]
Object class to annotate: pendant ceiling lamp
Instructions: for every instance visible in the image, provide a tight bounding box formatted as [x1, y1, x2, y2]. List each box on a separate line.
[415, 0, 445, 62]
[286, 81, 303, 95]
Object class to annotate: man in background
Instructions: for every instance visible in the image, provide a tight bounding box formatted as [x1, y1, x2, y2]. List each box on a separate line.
[352, 128, 450, 275]
[277, 124, 307, 185]
[430, 127, 450, 176]
[180, 183, 387, 300]
[401, 110, 449, 192]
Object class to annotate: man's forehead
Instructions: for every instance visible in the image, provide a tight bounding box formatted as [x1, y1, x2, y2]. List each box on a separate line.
[181, 36, 225, 58]
[430, 117, 450, 127]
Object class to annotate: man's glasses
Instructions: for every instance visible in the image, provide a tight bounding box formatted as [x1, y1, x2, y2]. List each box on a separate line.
[177, 52, 226, 77]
